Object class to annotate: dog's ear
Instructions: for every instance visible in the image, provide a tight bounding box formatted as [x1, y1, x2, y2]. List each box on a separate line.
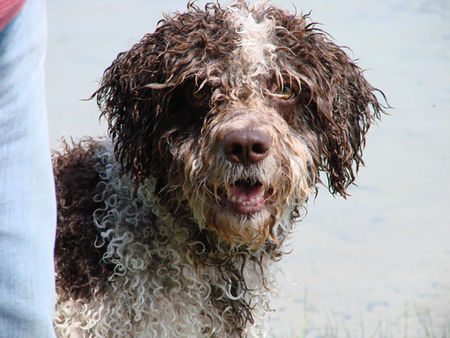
[272, 10, 386, 197]
[307, 43, 386, 197]
[93, 30, 173, 184]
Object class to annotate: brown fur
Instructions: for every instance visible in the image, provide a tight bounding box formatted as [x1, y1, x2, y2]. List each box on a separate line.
[53, 139, 114, 300]
[54, 2, 386, 336]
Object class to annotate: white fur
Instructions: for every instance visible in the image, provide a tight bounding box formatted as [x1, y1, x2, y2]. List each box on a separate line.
[54, 140, 279, 337]
[229, 2, 277, 85]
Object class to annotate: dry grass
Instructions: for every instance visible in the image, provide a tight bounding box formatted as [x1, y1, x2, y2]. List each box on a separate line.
[269, 300, 450, 338]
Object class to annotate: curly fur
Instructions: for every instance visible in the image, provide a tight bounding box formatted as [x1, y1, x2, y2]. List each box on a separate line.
[53, 1, 385, 337]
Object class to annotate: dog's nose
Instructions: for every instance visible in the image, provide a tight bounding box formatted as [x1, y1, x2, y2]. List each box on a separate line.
[223, 129, 270, 165]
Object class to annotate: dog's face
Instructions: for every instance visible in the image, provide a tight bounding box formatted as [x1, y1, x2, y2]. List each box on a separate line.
[95, 2, 384, 246]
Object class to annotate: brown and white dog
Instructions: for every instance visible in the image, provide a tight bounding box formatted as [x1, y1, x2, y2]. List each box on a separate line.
[53, 1, 385, 336]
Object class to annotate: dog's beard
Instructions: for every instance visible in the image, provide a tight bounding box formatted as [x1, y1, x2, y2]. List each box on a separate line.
[183, 149, 314, 247]
[206, 207, 277, 246]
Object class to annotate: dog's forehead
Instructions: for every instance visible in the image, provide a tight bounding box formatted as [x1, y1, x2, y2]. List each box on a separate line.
[158, 2, 296, 79]
[227, 4, 278, 76]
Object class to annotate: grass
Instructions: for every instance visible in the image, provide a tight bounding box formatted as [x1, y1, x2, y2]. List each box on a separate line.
[268, 300, 450, 338]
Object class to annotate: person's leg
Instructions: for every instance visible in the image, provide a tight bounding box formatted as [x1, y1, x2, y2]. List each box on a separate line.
[0, 0, 56, 336]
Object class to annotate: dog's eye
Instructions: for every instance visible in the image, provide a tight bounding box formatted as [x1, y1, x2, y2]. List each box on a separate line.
[277, 86, 295, 100]
[190, 86, 209, 102]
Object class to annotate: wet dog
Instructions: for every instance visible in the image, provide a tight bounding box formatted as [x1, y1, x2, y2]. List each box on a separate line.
[53, 1, 384, 336]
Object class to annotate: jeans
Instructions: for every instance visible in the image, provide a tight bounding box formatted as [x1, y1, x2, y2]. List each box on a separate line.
[0, 0, 56, 336]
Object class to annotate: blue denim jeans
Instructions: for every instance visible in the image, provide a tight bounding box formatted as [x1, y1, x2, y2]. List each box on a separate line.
[0, 0, 56, 337]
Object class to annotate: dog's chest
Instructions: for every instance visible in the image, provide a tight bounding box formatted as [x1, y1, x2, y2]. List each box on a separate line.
[55, 164, 272, 337]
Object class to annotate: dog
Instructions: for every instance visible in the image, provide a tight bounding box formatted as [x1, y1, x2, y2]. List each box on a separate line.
[52, 1, 385, 336]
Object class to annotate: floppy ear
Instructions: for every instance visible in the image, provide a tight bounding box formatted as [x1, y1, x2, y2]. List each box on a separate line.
[271, 9, 386, 196]
[93, 32, 170, 184]
[317, 55, 386, 197]
[313, 39, 386, 197]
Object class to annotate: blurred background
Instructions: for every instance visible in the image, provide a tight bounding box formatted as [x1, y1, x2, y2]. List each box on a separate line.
[46, 0, 450, 336]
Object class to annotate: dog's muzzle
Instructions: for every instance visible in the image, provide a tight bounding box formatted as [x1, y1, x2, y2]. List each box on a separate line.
[220, 128, 272, 215]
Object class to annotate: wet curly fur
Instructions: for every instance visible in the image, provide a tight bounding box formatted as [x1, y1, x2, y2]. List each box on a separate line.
[53, 1, 385, 336]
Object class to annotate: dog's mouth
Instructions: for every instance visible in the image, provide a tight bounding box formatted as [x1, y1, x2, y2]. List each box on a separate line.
[223, 179, 270, 215]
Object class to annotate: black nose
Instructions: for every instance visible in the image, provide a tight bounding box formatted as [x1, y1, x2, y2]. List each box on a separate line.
[223, 129, 270, 165]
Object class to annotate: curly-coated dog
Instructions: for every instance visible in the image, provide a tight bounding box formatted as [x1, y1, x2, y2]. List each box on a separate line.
[53, 1, 385, 336]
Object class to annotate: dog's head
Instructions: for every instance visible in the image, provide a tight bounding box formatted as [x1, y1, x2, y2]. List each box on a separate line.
[95, 1, 385, 246]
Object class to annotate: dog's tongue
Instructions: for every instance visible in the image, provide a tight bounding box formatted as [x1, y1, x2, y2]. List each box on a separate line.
[227, 182, 264, 214]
